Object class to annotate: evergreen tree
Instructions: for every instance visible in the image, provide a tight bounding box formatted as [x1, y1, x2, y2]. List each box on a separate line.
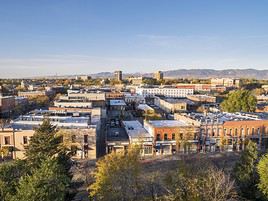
[0, 160, 28, 201]
[257, 154, 268, 198]
[233, 140, 260, 200]
[25, 119, 61, 168]
[12, 158, 70, 201]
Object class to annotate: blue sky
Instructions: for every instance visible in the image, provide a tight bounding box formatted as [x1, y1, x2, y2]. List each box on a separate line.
[0, 0, 268, 78]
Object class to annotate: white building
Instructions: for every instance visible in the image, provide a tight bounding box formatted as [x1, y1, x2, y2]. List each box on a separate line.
[136, 87, 193, 98]
[122, 120, 153, 156]
[54, 100, 92, 108]
[124, 93, 145, 104]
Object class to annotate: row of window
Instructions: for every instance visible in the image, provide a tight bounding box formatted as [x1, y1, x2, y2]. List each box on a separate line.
[202, 127, 267, 137]
[156, 133, 176, 141]
[1, 136, 29, 145]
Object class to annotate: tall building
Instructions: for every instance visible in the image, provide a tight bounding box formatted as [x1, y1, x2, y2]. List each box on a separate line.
[154, 71, 163, 80]
[114, 70, 122, 81]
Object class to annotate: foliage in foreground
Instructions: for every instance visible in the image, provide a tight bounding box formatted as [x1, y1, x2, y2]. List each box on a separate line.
[89, 150, 237, 201]
[0, 119, 72, 201]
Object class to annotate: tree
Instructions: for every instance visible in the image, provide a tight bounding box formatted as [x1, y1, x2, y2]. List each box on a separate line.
[164, 161, 237, 201]
[0, 118, 10, 131]
[257, 154, 268, 198]
[25, 119, 61, 168]
[233, 140, 260, 200]
[0, 160, 28, 201]
[11, 158, 70, 201]
[89, 148, 141, 201]
[221, 90, 257, 112]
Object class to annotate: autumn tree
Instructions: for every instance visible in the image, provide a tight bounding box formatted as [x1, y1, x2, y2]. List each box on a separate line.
[89, 148, 141, 201]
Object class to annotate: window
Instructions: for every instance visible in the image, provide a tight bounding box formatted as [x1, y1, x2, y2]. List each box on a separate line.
[252, 128, 255, 135]
[235, 128, 238, 136]
[230, 129, 232, 135]
[156, 134, 161, 141]
[241, 128, 244, 136]
[84, 135, 88, 143]
[224, 129, 227, 136]
[257, 128, 260, 135]
[172, 133, 175, 140]
[23, 136, 28, 144]
[247, 128, 250, 136]
[144, 146, 152, 154]
[4, 136, 10, 145]
[164, 134, 168, 140]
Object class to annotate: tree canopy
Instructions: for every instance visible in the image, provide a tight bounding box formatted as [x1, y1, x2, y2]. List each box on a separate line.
[221, 90, 257, 112]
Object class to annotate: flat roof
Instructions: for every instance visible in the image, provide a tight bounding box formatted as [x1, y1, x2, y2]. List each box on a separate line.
[110, 99, 126, 106]
[164, 98, 195, 105]
[148, 120, 189, 128]
[122, 121, 152, 139]
[137, 104, 154, 111]
[182, 112, 267, 124]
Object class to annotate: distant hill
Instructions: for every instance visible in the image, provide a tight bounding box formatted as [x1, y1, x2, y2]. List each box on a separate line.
[162, 69, 268, 79]
[90, 69, 268, 80]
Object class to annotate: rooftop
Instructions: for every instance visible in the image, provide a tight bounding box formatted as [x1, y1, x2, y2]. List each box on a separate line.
[147, 120, 189, 128]
[110, 99, 126, 106]
[122, 121, 152, 139]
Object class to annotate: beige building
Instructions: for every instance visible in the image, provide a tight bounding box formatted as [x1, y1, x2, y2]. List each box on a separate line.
[0, 128, 96, 160]
[154, 96, 194, 113]
[211, 78, 240, 88]
[154, 71, 163, 81]
[114, 70, 122, 81]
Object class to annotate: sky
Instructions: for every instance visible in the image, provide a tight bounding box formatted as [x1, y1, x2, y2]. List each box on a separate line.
[1, 0, 268, 78]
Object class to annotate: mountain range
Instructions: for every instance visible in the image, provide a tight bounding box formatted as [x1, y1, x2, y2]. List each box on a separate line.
[90, 69, 268, 80]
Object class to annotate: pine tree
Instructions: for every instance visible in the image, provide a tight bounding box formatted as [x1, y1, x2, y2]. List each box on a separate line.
[233, 140, 259, 200]
[12, 158, 70, 201]
[25, 119, 61, 168]
[257, 154, 268, 198]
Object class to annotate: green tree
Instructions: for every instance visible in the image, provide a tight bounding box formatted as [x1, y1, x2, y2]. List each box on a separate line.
[221, 90, 257, 112]
[257, 154, 268, 198]
[0, 160, 28, 201]
[89, 148, 141, 201]
[25, 119, 61, 168]
[12, 158, 70, 201]
[233, 140, 260, 200]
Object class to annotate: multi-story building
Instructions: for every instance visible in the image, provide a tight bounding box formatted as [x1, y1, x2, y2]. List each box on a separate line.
[124, 93, 145, 104]
[211, 78, 240, 88]
[7, 109, 100, 159]
[136, 87, 194, 98]
[154, 71, 163, 81]
[144, 120, 199, 155]
[54, 100, 92, 108]
[18, 90, 54, 98]
[186, 94, 216, 103]
[175, 112, 268, 152]
[122, 121, 154, 156]
[0, 96, 15, 117]
[114, 70, 123, 81]
[154, 96, 195, 113]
